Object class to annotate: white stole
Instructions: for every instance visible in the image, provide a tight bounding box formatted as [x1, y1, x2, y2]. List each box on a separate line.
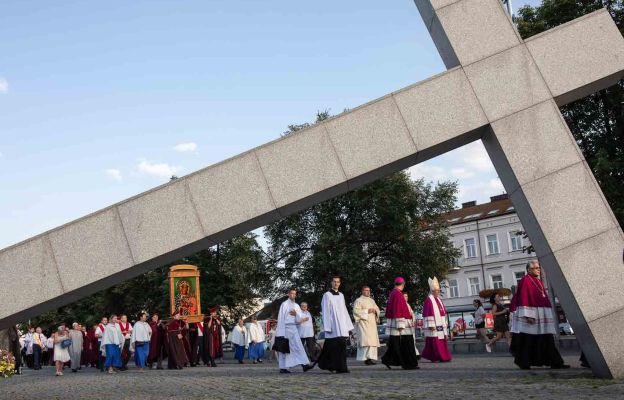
[425, 294, 447, 339]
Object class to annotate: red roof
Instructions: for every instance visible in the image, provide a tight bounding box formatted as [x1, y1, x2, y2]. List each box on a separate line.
[443, 195, 515, 226]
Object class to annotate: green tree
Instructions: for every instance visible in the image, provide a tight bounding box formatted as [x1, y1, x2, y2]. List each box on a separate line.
[517, 0, 624, 226]
[264, 113, 460, 314]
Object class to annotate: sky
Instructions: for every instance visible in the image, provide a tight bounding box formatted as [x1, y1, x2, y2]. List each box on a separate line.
[0, 0, 541, 249]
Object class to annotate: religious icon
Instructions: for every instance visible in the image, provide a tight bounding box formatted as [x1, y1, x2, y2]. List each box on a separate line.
[169, 265, 203, 323]
[173, 278, 198, 316]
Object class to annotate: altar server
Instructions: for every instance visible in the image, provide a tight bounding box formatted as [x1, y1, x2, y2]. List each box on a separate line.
[316, 276, 354, 373]
[274, 288, 312, 373]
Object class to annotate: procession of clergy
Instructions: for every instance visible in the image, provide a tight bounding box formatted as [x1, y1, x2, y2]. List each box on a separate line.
[19, 259, 568, 375]
[269, 259, 570, 373]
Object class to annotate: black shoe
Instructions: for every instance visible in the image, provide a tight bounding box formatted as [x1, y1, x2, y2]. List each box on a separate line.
[520, 366, 531, 370]
[581, 362, 590, 368]
[258, 359, 263, 363]
[211, 362, 217, 368]
[302, 364, 313, 372]
[551, 364, 571, 369]
[336, 369, 350, 373]
[383, 362, 391, 370]
[238, 360, 243, 364]
[279, 369, 290, 374]
[71, 369, 77, 373]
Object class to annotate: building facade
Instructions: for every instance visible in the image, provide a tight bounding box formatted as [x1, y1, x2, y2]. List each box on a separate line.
[440, 194, 537, 309]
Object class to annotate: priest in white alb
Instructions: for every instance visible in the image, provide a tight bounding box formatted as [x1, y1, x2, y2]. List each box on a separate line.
[274, 288, 313, 373]
[353, 285, 380, 365]
[315, 276, 354, 373]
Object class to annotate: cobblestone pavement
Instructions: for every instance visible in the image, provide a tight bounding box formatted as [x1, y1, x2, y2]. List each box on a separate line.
[4, 354, 623, 400]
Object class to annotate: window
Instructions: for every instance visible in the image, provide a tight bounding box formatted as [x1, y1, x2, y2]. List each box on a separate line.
[448, 279, 459, 298]
[464, 213, 483, 220]
[515, 271, 525, 285]
[509, 231, 523, 252]
[448, 217, 461, 223]
[486, 234, 499, 255]
[487, 209, 499, 215]
[468, 277, 480, 296]
[491, 274, 504, 289]
[465, 238, 477, 258]
[506, 206, 515, 212]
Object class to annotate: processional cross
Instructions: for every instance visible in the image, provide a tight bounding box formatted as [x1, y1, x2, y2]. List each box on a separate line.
[1, 0, 623, 378]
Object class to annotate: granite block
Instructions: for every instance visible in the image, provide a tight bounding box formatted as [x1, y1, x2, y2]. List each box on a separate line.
[394, 68, 487, 152]
[255, 124, 347, 212]
[325, 96, 416, 181]
[118, 180, 205, 264]
[49, 208, 134, 293]
[437, 0, 520, 66]
[186, 152, 278, 237]
[526, 9, 624, 105]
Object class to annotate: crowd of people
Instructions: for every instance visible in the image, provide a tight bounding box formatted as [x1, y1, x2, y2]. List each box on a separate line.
[4, 260, 571, 376]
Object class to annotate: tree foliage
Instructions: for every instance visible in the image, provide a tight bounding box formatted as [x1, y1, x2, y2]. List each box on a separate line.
[265, 113, 460, 314]
[517, 0, 624, 226]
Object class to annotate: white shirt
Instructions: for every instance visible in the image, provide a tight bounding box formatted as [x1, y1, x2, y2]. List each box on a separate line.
[474, 306, 486, 325]
[230, 325, 247, 347]
[276, 299, 304, 337]
[101, 323, 124, 348]
[248, 323, 265, 343]
[131, 321, 152, 343]
[118, 321, 133, 340]
[95, 324, 105, 340]
[321, 290, 354, 339]
[197, 322, 204, 337]
[297, 311, 314, 338]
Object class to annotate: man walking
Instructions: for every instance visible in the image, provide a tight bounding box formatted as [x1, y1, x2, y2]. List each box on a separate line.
[353, 286, 380, 365]
[274, 288, 312, 373]
[315, 276, 354, 373]
[509, 260, 569, 370]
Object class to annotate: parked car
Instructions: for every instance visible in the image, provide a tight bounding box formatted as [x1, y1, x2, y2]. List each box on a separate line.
[559, 322, 574, 335]
[377, 324, 389, 346]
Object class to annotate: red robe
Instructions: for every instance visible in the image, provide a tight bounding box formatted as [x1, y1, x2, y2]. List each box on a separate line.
[167, 320, 189, 369]
[86, 329, 99, 366]
[148, 320, 165, 363]
[203, 316, 223, 359]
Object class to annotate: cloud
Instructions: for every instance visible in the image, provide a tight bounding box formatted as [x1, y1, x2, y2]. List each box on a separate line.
[458, 178, 505, 202]
[457, 141, 494, 173]
[408, 164, 456, 182]
[173, 142, 198, 153]
[0, 78, 8, 94]
[137, 159, 181, 178]
[104, 169, 122, 181]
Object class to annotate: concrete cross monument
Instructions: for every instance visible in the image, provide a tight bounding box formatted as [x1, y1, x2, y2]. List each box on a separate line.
[0, 0, 623, 378]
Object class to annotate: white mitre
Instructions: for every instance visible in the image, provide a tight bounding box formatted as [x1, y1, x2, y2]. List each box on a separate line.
[428, 276, 440, 292]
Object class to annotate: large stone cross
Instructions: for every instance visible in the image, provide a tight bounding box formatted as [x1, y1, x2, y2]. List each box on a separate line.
[1, 0, 623, 378]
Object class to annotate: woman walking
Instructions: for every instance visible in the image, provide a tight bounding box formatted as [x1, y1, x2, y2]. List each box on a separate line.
[487, 293, 511, 352]
[131, 312, 152, 371]
[473, 299, 490, 352]
[53, 326, 71, 376]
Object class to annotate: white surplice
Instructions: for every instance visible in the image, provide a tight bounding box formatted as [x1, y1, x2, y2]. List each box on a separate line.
[276, 299, 309, 369]
[130, 321, 152, 352]
[321, 290, 354, 339]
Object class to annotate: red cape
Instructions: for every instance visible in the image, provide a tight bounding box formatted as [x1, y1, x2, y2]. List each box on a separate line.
[385, 288, 412, 319]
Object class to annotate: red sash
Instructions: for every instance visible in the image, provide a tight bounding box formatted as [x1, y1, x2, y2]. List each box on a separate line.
[197, 323, 204, 334]
[98, 324, 105, 333]
[120, 322, 130, 335]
